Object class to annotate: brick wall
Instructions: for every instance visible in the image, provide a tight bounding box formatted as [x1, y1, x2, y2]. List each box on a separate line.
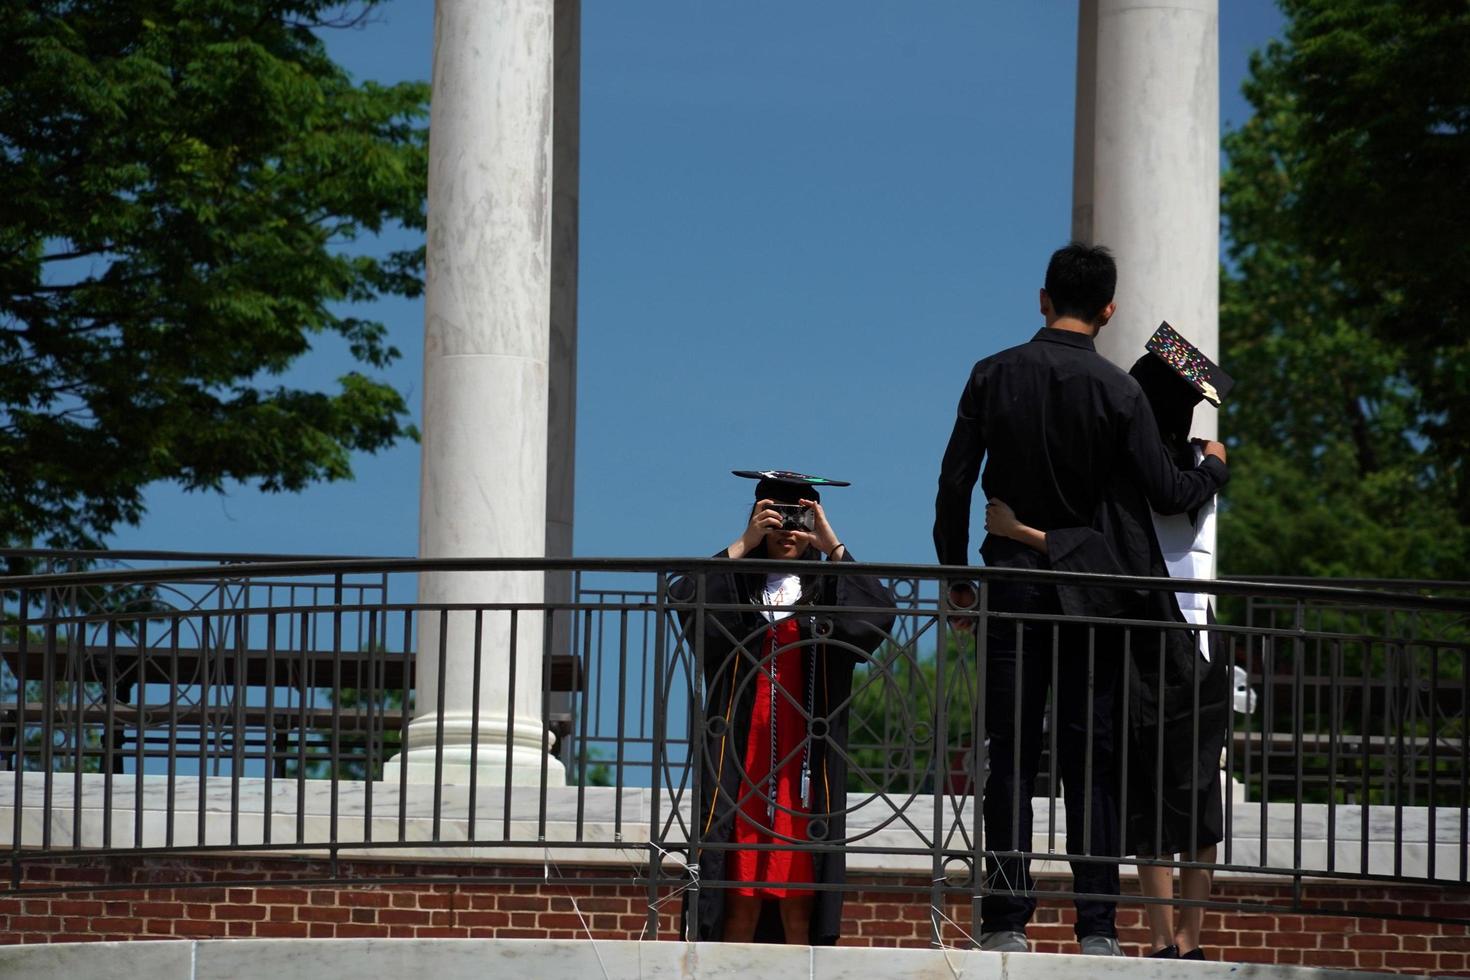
[1, 857, 1466, 976]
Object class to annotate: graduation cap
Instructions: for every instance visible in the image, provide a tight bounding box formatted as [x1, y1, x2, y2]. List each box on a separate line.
[1143, 321, 1235, 407]
[731, 469, 850, 503]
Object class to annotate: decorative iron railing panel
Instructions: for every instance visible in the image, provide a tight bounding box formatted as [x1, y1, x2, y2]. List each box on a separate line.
[1, 554, 1466, 936]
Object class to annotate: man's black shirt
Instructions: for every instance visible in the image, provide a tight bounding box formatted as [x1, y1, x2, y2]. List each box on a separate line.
[933, 327, 1229, 571]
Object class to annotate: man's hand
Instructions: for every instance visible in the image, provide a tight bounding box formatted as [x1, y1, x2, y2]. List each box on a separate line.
[947, 581, 978, 633]
[1201, 440, 1227, 464]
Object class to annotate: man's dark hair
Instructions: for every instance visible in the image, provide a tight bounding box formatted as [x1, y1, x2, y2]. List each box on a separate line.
[1044, 242, 1117, 322]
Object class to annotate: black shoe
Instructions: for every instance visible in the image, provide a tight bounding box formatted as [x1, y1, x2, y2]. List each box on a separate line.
[1147, 945, 1180, 959]
[1180, 947, 1207, 961]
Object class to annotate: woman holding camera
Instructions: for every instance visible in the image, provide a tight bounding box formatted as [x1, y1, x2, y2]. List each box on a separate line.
[675, 470, 894, 946]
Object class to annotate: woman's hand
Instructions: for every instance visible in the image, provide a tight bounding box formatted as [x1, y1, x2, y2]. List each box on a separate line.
[727, 499, 780, 559]
[801, 499, 844, 558]
[985, 497, 1048, 555]
[984, 498, 1022, 540]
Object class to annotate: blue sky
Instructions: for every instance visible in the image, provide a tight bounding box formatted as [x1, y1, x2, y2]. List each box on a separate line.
[110, 1, 1285, 567]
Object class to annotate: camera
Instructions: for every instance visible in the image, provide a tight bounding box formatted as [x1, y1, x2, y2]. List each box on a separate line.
[770, 503, 815, 532]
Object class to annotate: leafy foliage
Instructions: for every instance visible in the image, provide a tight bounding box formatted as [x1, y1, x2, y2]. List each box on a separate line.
[1, 1, 428, 550]
[1218, 0, 1470, 579]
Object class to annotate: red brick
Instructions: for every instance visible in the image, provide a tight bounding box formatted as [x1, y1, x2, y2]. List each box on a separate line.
[216, 904, 267, 921]
[1385, 951, 1441, 969]
[451, 912, 509, 928]
[51, 868, 107, 884]
[255, 889, 310, 905]
[131, 902, 184, 918]
[1347, 934, 1398, 950]
[494, 929, 546, 939]
[496, 896, 542, 912]
[335, 924, 383, 938]
[340, 891, 390, 908]
[267, 906, 295, 922]
[307, 923, 335, 938]
[858, 919, 917, 938]
[379, 909, 433, 926]
[255, 922, 310, 939]
[226, 889, 255, 904]
[417, 927, 472, 938]
[1357, 951, 1385, 969]
[173, 919, 228, 937]
[299, 906, 351, 924]
[391, 893, 420, 909]
[1231, 948, 1276, 964]
[1272, 932, 1314, 949]
[575, 897, 628, 914]
[1432, 936, 1470, 952]
[183, 904, 214, 920]
[1304, 950, 1357, 968]
[538, 913, 592, 931]
[1230, 914, 1275, 930]
[10, 916, 61, 932]
[50, 900, 104, 916]
[226, 921, 254, 937]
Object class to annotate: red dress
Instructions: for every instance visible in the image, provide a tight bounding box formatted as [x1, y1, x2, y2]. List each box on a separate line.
[730, 615, 815, 898]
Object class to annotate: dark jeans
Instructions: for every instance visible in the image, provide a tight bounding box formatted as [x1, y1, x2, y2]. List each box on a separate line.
[980, 584, 1122, 940]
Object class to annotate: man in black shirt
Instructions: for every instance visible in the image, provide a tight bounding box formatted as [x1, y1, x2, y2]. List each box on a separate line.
[932, 243, 1228, 955]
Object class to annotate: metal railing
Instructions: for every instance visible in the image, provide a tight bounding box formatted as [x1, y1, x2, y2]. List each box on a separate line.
[1, 554, 1466, 938]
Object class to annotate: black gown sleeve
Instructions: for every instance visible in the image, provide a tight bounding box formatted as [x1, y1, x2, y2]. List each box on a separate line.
[933, 365, 987, 567]
[669, 550, 763, 676]
[1123, 387, 1229, 515]
[817, 548, 897, 661]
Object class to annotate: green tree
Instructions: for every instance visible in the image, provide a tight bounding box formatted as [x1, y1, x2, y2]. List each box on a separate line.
[1219, 0, 1470, 580]
[1, 1, 428, 552]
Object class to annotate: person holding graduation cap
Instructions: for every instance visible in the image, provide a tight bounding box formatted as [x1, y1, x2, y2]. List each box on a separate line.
[933, 244, 1231, 956]
[673, 470, 895, 945]
[984, 322, 1236, 960]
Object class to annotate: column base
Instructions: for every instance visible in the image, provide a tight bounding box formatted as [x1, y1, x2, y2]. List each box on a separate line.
[389, 713, 567, 787]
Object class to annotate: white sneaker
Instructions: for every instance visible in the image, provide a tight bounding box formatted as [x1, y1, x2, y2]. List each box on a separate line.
[979, 930, 1030, 952]
[1079, 935, 1123, 956]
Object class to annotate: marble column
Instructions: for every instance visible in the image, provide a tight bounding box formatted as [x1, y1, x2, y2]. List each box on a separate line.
[399, 0, 565, 786]
[1072, 0, 1220, 443]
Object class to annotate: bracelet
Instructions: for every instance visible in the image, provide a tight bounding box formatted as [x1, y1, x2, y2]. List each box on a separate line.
[828, 542, 845, 558]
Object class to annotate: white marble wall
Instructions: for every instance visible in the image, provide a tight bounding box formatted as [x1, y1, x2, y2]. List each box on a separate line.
[2, 773, 1462, 883]
[0, 938, 1401, 979]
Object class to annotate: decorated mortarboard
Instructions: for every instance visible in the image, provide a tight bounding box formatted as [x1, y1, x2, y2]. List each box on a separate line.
[732, 469, 850, 502]
[1144, 321, 1235, 407]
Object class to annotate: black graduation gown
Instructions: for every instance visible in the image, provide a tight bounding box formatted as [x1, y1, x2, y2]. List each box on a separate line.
[671, 547, 895, 945]
[1044, 479, 1228, 857]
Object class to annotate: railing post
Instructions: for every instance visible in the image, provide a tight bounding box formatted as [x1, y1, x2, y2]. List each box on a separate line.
[10, 588, 27, 887]
[646, 572, 669, 939]
[971, 578, 989, 941]
[930, 576, 950, 948]
[686, 570, 707, 941]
